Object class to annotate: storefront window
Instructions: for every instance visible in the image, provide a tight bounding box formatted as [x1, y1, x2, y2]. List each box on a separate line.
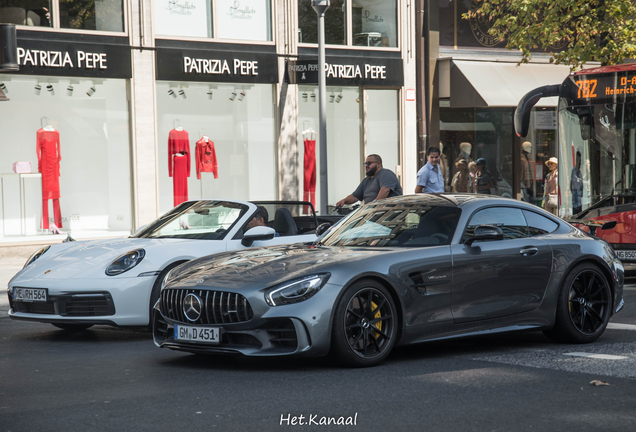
[0, 74, 132, 238]
[366, 89, 399, 176]
[0, 0, 124, 31]
[352, 0, 397, 47]
[298, 0, 346, 45]
[298, 85, 362, 208]
[522, 108, 558, 207]
[156, 82, 277, 214]
[59, 0, 124, 31]
[0, 0, 52, 27]
[298, 87, 399, 210]
[155, 0, 272, 41]
[216, 0, 272, 41]
[439, 107, 516, 200]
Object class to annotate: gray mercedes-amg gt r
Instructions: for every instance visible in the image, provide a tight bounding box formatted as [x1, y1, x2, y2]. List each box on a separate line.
[152, 194, 624, 367]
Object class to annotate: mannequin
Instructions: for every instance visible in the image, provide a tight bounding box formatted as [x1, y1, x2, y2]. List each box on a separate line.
[169, 122, 191, 206]
[543, 157, 559, 216]
[302, 122, 317, 211]
[196, 132, 218, 180]
[37, 118, 63, 230]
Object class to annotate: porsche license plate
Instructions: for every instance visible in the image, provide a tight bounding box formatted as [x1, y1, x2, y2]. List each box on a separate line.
[13, 287, 47, 302]
[616, 250, 636, 262]
[174, 325, 220, 343]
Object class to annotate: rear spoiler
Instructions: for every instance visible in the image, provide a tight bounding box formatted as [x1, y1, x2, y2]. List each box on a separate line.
[514, 85, 561, 137]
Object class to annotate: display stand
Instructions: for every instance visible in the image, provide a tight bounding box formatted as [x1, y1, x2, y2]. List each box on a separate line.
[1, 173, 42, 236]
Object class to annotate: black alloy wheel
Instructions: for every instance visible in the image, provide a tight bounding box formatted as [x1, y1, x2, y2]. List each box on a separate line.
[544, 263, 612, 343]
[331, 279, 397, 367]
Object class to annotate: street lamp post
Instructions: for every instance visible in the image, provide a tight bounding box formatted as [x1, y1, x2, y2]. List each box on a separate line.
[312, 0, 329, 215]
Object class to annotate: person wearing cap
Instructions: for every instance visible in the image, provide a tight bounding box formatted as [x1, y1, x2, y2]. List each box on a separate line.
[521, 141, 533, 185]
[544, 157, 559, 215]
[415, 146, 445, 193]
[475, 158, 495, 194]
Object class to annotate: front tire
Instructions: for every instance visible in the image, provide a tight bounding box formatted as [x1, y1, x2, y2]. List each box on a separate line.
[52, 323, 93, 331]
[330, 279, 397, 367]
[544, 263, 612, 343]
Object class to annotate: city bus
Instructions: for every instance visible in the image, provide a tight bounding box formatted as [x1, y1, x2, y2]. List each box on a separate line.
[515, 63, 636, 273]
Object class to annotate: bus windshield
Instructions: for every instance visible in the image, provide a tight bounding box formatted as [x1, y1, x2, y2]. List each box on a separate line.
[558, 101, 636, 216]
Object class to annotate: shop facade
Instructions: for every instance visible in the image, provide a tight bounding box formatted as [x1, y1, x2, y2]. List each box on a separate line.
[0, 0, 417, 244]
[430, 0, 573, 210]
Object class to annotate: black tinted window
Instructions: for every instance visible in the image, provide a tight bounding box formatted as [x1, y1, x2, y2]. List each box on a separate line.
[523, 210, 559, 236]
[463, 207, 529, 242]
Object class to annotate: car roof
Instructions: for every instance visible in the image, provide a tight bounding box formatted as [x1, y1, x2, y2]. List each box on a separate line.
[380, 193, 515, 208]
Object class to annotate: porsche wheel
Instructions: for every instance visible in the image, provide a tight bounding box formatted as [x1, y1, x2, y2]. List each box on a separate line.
[52, 323, 93, 331]
[148, 261, 187, 326]
[331, 280, 397, 367]
[544, 263, 612, 343]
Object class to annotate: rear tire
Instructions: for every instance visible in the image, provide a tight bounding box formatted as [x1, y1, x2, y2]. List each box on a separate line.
[52, 323, 93, 331]
[330, 279, 397, 367]
[543, 263, 612, 343]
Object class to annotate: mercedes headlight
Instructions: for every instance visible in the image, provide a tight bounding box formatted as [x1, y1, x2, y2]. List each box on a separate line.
[106, 249, 146, 276]
[265, 274, 330, 306]
[24, 246, 51, 268]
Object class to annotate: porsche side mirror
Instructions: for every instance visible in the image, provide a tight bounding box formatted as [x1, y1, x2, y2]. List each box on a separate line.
[316, 222, 331, 236]
[465, 225, 504, 246]
[241, 226, 276, 247]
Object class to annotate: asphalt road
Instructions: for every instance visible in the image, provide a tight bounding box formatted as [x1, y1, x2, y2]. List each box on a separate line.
[2, 260, 636, 432]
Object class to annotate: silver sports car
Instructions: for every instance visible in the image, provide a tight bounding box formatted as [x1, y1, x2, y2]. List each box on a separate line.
[152, 194, 625, 367]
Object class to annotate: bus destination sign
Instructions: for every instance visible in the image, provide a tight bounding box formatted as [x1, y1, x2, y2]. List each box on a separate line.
[569, 72, 636, 104]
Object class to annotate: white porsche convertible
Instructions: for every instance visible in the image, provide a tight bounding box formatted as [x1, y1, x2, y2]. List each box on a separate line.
[7, 200, 333, 330]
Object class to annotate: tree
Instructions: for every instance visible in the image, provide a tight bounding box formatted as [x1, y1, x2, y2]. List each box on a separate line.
[465, 0, 636, 70]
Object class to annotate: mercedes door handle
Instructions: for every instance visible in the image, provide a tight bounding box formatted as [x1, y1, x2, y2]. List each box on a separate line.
[519, 247, 539, 256]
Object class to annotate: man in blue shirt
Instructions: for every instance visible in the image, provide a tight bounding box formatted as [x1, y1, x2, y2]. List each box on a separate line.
[336, 154, 403, 206]
[415, 146, 445, 193]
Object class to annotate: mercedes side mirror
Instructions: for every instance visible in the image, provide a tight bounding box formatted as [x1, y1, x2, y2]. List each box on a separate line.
[241, 226, 276, 247]
[465, 225, 504, 246]
[601, 221, 617, 230]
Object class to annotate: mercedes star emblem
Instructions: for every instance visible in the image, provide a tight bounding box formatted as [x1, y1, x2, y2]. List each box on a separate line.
[183, 293, 203, 322]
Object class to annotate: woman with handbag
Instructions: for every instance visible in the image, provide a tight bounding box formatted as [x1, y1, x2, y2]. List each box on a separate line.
[543, 157, 559, 216]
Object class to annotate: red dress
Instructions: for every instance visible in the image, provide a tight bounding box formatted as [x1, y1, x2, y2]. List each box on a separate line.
[195, 138, 218, 179]
[37, 128, 61, 199]
[303, 134, 316, 210]
[168, 129, 191, 206]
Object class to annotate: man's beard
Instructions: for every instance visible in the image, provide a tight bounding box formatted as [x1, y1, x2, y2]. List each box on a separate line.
[366, 166, 378, 177]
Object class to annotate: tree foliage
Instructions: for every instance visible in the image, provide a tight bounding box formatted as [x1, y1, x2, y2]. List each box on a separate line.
[465, 0, 636, 70]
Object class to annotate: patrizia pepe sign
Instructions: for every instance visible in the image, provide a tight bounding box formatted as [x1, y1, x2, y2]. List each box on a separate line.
[155, 41, 278, 83]
[285, 56, 402, 87]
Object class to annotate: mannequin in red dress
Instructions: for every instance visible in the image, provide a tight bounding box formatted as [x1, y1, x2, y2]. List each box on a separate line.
[195, 135, 218, 179]
[37, 125, 62, 229]
[168, 126, 191, 206]
[302, 128, 317, 212]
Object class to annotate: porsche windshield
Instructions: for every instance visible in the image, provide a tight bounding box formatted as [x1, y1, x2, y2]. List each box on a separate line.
[319, 203, 461, 247]
[134, 201, 249, 240]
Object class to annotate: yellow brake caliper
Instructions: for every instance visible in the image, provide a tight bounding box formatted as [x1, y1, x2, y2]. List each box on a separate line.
[371, 300, 382, 338]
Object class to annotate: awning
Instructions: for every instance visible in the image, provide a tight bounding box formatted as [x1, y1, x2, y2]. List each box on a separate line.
[449, 60, 571, 108]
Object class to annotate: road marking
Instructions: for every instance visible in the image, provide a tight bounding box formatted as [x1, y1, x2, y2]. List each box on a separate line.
[564, 352, 628, 360]
[607, 323, 636, 331]
[623, 287, 636, 291]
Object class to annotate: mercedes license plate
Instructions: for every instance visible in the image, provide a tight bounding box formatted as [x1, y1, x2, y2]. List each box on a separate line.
[174, 325, 220, 343]
[616, 250, 636, 262]
[13, 287, 47, 302]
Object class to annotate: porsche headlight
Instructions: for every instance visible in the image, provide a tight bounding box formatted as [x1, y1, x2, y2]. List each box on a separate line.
[265, 273, 330, 306]
[105, 249, 146, 276]
[24, 246, 51, 268]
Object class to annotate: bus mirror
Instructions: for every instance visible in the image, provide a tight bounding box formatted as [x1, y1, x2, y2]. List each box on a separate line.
[514, 85, 560, 137]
